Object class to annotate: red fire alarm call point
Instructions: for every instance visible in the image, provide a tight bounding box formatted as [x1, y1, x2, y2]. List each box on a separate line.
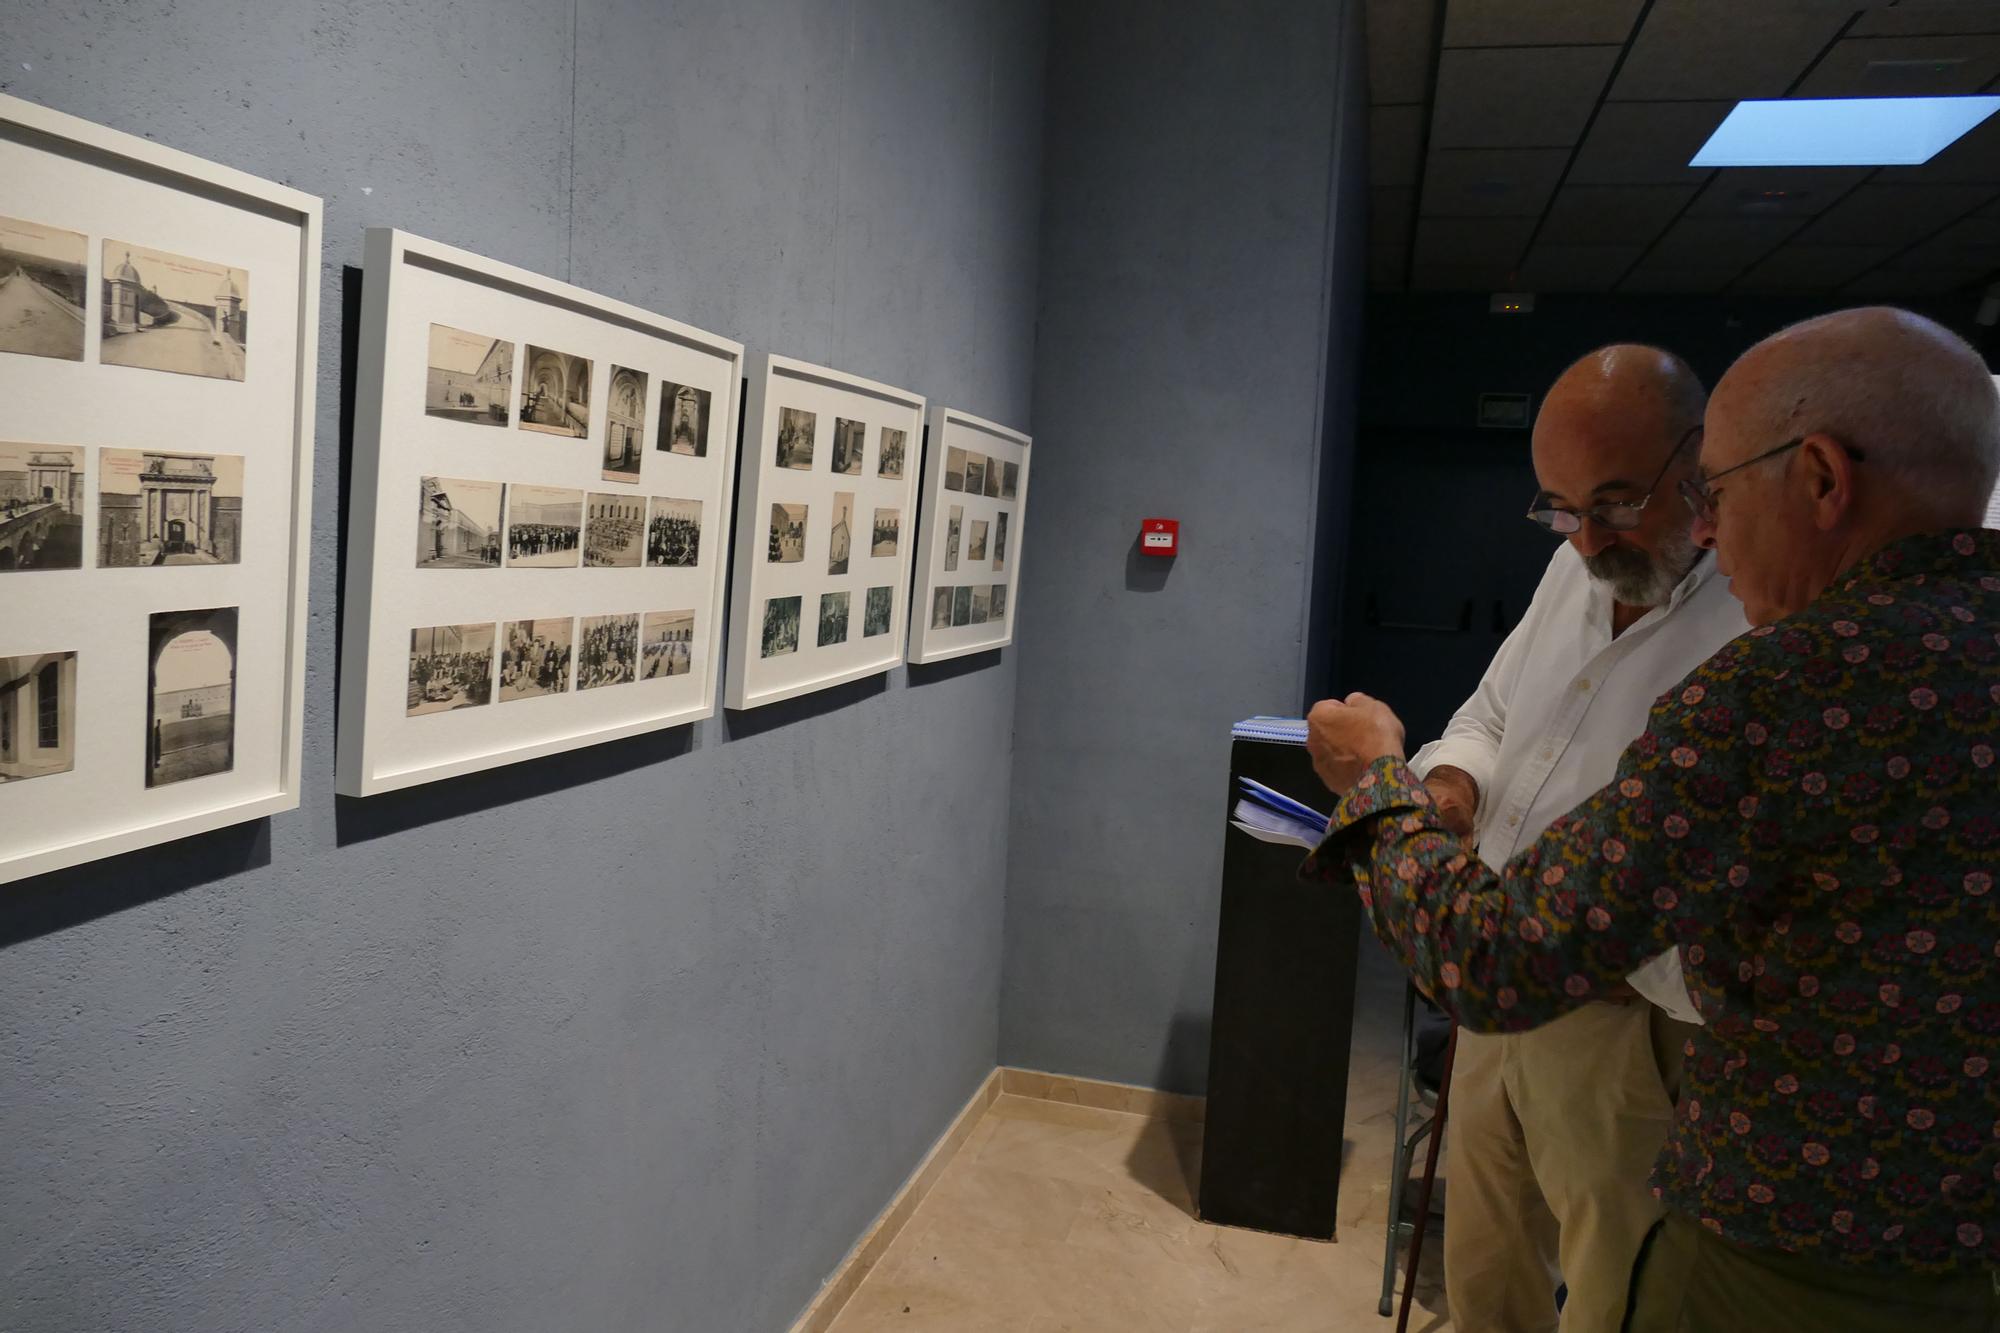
[1140, 518, 1179, 557]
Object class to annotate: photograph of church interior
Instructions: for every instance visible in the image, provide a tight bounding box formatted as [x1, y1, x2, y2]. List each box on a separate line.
[6, 2, 2000, 1331]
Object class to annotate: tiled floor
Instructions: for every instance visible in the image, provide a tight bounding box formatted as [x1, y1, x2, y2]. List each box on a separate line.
[826, 945, 1453, 1332]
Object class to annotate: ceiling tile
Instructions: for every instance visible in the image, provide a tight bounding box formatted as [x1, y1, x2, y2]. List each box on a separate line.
[1519, 243, 1648, 291]
[1539, 184, 1699, 244]
[1416, 215, 1539, 268]
[1421, 148, 1571, 216]
[1793, 34, 2000, 96]
[1684, 168, 1872, 219]
[1618, 263, 1738, 293]
[1610, 0, 1854, 101]
[1901, 213, 2000, 267]
[1412, 261, 1523, 291]
[1569, 102, 1732, 184]
[1373, 186, 1417, 241]
[1646, 215, 1802, 269]
[1372, 105, 1426, 188]
[1842, 266, 1987, 296]
[1736, 245, 1898, 292]
[1430, 46, 1619, 148]
[1793, 184, 1997, 247]
[1443, 0, 1645, 47]
[1366, 0, 1441, 104]
[1875, 110, 2000, 184]
[1369, 242, 1410, 289]
[1851, 3, 2000, 38]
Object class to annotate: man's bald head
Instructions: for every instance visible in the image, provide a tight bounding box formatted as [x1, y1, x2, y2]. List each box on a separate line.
[1531, 344, 1708, 607]
[1697, 306, 2000, 625]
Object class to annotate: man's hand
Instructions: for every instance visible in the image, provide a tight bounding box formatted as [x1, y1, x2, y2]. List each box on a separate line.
[1305, 693, 1407, 795]
[1424, 764, 1479, 838]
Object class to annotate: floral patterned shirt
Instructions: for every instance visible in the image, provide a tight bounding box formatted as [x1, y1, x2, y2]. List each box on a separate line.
[1307, 530, 2000, 1272]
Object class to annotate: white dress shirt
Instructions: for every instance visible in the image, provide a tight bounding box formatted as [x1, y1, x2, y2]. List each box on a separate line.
[1410, 542, 1750, 1023]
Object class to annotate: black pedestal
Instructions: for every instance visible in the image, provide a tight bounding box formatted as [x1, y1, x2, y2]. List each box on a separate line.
[1197, 736, 1361, 1240]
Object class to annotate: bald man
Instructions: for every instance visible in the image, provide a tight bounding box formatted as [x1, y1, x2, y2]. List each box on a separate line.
[1309, 310, 2000, 1330]
[1412, 345, 1749, 1332]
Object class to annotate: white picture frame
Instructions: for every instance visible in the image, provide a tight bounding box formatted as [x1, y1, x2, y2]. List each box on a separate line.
[724, 354, 926, 709]
[336, 229, 743, 796]
[907, 406, 1031, 664]
[0, 93, 322, 886]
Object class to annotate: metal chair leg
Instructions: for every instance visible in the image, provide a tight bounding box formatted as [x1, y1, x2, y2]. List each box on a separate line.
[1397, 1025, 1458, 1333]
[1378, 984, 1419, 1317]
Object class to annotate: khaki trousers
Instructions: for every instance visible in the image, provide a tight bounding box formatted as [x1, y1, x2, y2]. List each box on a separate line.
[1625, 1211, 2000, 1332]
[1444, 1001, 1691, 1333]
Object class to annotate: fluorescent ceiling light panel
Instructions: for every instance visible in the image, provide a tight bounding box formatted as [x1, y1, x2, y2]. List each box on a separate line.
[1690, 97, 2000, 167]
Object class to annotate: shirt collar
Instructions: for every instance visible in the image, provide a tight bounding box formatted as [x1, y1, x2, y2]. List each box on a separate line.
[1839, 528, 2000, 591]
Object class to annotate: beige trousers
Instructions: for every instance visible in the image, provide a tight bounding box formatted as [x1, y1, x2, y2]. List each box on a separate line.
[1443, 1001, 1691, 1333]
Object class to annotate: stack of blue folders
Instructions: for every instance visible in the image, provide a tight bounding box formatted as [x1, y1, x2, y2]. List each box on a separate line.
[1231, 776, 1330, 850]
[1231, 715, 1308, 745]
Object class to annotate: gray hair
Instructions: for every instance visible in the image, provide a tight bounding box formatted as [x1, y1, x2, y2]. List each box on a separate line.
[1739, 308, 2000, 524]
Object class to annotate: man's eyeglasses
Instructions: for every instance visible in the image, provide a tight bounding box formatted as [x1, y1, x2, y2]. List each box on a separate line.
[1677, 437, 1867, 525]
[1525, 423, 1702, 535]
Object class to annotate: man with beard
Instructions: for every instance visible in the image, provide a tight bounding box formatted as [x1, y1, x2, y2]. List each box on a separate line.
[1411, 345, 1748, 1332]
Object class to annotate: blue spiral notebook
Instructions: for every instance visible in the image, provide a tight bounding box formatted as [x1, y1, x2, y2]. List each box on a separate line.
[1230, 776, 1329, 849]
[1231, 715, 1308, 745]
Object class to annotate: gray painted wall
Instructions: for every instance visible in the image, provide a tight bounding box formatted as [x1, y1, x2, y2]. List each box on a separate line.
[0, 3, 1043, 1331]
[1001, 0, 1368, 1095]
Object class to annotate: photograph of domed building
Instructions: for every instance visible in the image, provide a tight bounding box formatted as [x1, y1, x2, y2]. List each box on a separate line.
[100, 241, 247, 381]
[0, 216, 86, 362]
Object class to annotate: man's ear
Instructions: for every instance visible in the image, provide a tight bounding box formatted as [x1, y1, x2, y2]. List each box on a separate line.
[1800, 433, 1856, 532]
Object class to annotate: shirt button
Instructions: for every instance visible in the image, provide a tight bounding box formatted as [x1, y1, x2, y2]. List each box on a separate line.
[1508, 815, 1521, 827]
[1577, 679, 1592, 692]
[1541, 748, 1554, 762]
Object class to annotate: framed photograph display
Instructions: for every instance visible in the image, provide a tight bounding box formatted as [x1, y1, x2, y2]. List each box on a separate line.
[907, 406, 1030, 664]
[724, 354, 925, 708]
[336, 230, 742, 795]
[0, 93, 322, 885]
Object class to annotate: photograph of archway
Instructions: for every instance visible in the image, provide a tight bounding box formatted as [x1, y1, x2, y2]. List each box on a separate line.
[602, 365, 647, 483]
[0, 651, 77, 784]
[99, 449, 245, 567]
[518, 345, 591, 438]
[406, 622, 494, 715]
[657, 381, 712, 457]
[0, 216, 86, 362]
[0, 442, 84, 571]
[641, 610, 695, 680]
[146, 607, 236, 787]
[425, 324, 512, 426]
[416, 476, 503, 569]
[100, 241, 247, 381]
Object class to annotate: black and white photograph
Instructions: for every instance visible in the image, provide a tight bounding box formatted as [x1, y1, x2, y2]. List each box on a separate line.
[971, 587, 991, 624]
[760, 595, 801, 658]
[930, 587, 952, 629]
[642, 609, 695, 679]
[416, 476, 504, 569]
[603, 365, 648, 483]
[99, 449, 245, 567]
[968, 518, 989, 564]
[769, 502, 807, 564]
[828, 491, 854, 575]
[583, 492, 645, 568]
[0, 217, 86, 362]
[149, 607, 238, 783]
[944, 504, 962, 572]
[100, 242, 247, 381]
[576, 613, 638, 689]
[500, 618, 572, 701]
[831, 417, 865, 476]
[1002, 460, 1019, 500]
[879, 427, 906, 479]
[0, 652, 77, 783]
[405, 622, 493, 716]
[984, 457, 1002, 498]
[945, 446, 965, 492]
[993, 511, 1009, 572]
[990, 584, 1008, 621]
[646, 496, 701, 567]
[952, 585, 972, 626]
[870, 508, 899, 558]
[775, 406, 816, 470]
[0, 443, 84, 571]
[425, 324, 512, 426]
[964, 452, 986, 497]
[818, 590, 849, 647]
[507, 484, 582, 568]
[519, 345, 592, 438]
[658, 381, 712, 457]
[863, 585, 892, 638]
